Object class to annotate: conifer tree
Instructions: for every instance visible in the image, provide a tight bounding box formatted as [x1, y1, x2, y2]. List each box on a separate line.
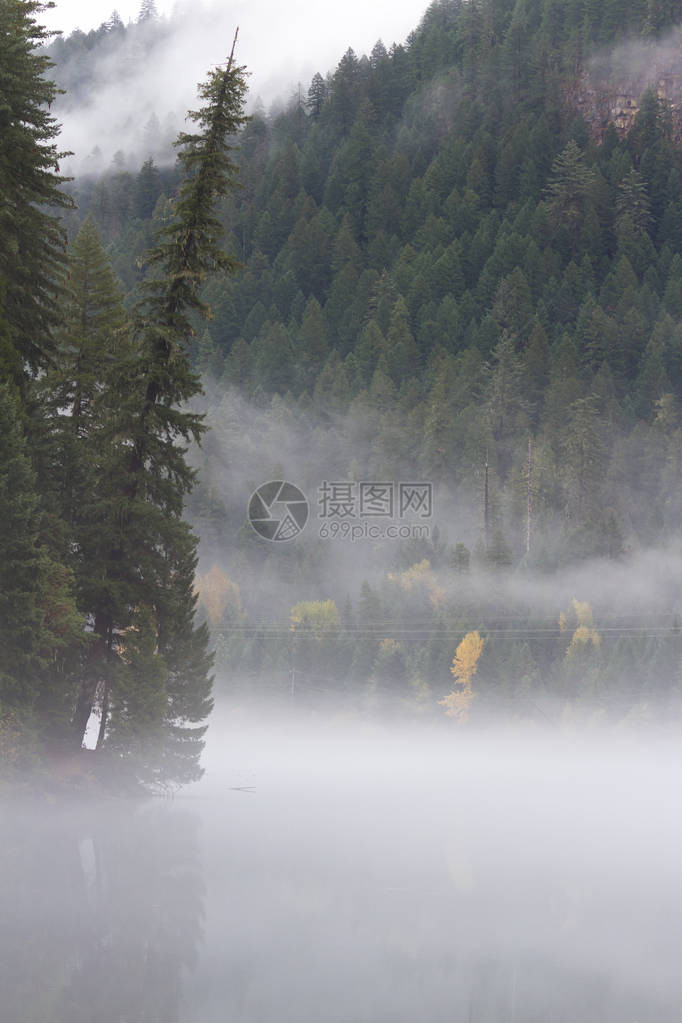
[31, 220, 130, 751]
[0, 3, 90, 761]
[296, 297, 328, 392]
[135, 158, 162, 219]
[307, 72, 328, 117]
[545, 141, 595, 256]
[382, 296, 418, 384]
[615, 169, 651, 235]
[70, 38, 249, 784]
[39, 217, 128, 537]
[0, 383, 83, 750]
[137, 0, 158, 22]
[0, 0, 71, 384]
[0, 384, 46, 710]
[485, 331, 530, 479]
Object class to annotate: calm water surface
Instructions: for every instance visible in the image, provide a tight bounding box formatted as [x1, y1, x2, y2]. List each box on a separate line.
[2, 708, 682, 1022]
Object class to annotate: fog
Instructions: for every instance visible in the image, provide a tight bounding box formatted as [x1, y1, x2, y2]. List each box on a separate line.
[46, 0, 425, 173]
[4, 714, 682, 1021]
[47, 3, 682, 174]
[588, 24, 682, 87]
[191, 383, 682, 634]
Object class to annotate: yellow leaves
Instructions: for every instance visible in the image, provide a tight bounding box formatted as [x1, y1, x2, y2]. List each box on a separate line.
[572, 599, 594, 628]
[439, 631, 485, 724]
[451, 630, 485, 687]
[439, 686, 476, 723]
[565, 628, 600, 659]
[114, 604, 159, 663]
[290, 599, 340, 634]
[194, 565, 243, 626]
[387, 559, 446, 606]
[388, 558, 430, 591]
[572, 625, 600, 647]
[562, 599, 600, 661]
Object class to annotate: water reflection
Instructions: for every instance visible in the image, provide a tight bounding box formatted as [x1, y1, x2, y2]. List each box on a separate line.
[0, 799, 204, 1023]
[187, 719, 682, 1023]
[2, 720, 682, 1022]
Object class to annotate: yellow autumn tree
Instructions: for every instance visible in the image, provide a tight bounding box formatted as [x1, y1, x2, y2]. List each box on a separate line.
[439, 630, 485, 723]
[387, 559, 446, 606]
[290, 599, 340, 634]
[563, 598, 600, 660]
[194, 565, 243, 626]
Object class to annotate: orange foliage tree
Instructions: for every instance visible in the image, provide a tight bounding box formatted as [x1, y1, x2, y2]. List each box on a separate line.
[439, 630, 485, 723]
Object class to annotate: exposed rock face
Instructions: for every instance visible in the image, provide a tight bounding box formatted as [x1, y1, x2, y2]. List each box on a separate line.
[573, 43, 682, 142]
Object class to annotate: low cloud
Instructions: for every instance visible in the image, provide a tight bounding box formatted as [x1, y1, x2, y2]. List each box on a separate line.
[49, 0, 422, 173]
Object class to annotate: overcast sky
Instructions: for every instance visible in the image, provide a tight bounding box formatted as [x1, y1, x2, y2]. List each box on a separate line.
[42, 0, 429, 90]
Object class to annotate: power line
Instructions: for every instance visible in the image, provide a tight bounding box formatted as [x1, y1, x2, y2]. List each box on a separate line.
[217, 623, 680, 636]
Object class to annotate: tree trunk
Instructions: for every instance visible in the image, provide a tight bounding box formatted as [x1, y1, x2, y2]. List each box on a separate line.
[72, 616, 110, 748]
[96, 681, 109, 750]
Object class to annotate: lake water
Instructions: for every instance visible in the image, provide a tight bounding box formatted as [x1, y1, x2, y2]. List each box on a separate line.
[2, 707, 682, 1022]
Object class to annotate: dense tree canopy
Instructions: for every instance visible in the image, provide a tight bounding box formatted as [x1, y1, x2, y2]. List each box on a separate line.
[2, 0, 682, 762]
[0, 7, 248, 785]
[0, 0, 71, 383]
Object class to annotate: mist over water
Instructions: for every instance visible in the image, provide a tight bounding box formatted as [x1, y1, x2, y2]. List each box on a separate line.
[191, 714, 682, 1022]
[4, 707, 682, 1021]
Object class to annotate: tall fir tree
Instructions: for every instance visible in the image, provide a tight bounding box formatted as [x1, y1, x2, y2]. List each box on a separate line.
[38, 216, 128, 538]
[69, 37, 249, 785]
[0, 383, 83, 751]
[0, 383, 46, 712]
[0, 0, 71, 385]
[0, 2, 85, 763]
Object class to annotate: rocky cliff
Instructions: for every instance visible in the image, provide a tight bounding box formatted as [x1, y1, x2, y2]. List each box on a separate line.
[573, 42, 682, 142]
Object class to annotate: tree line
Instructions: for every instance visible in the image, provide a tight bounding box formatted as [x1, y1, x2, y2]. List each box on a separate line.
[40, 0, 682, 726]
[0, 0, 247, 786]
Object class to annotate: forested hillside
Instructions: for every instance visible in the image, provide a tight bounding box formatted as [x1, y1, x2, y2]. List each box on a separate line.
[1, 0, 680, 753]
[59, 0, 682, 553]
[47, 0, 682, 726]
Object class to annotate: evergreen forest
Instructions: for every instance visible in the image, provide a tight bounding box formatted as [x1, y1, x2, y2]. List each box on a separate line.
[2, 0, 682, 787]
